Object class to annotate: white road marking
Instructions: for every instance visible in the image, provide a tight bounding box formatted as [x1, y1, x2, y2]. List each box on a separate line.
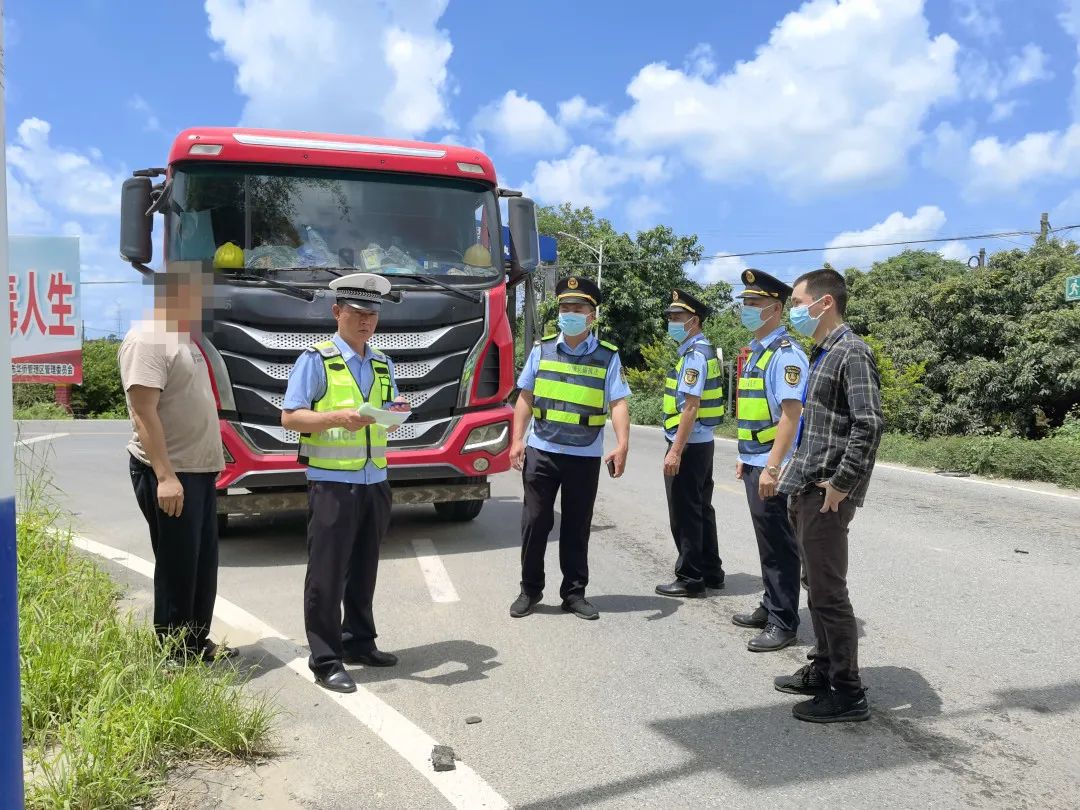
[71, 534, 508, 810]
[15, 432, 69, 446]
[928, 546, 949, 554]
[411, 538, 460, 603]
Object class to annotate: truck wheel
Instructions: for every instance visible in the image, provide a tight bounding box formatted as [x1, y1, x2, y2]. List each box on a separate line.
[433, 499, 484, 522]
[217, 512, 230, 537]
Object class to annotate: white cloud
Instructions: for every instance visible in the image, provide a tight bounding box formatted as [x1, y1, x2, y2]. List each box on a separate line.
[204, 0, 454, 138]
[128, 95, 162, 133]
[6, 170, 52, 233]
[966, 126, 1080, 194]
[472, 91, 569, 156]
[624, 195, 666, 229]
[524, 145, 665, 210]
[1061, 0, 1080, 117]
[824, 205, 964, 267]
[7, 118, 127, 218]
[938, 240, 974, 262]
[613, 0, 958, 195]
[557, 96, 607, 128]
[962, 43, 1051, 104]
[989, 100, 1017, 122]
[952, 0, 1002, 39]
[697, 253, 748, 284]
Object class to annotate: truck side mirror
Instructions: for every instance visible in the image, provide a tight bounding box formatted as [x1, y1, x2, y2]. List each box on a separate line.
[120, 177, 154, 264]
[508, 197, 540, 279]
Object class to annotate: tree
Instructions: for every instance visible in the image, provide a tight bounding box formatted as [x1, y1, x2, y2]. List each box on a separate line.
[537, 204, 709, 367]
[71, 338, 126, 417]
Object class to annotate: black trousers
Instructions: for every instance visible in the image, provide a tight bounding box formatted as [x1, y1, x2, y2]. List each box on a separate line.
[305, 480, 392, 675]
[520, 446, 601, 600]
[129, 455, 219, 652]
[789, 486, 860, 694]
[665, 440, 722, 586]
[741, 464, 801, 632]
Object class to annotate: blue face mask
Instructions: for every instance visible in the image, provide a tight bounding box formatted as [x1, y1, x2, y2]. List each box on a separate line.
[789, 298, 825, 337]
[739, 303, 775, 331]
[558, 312, 590, 337]
[667, 321, 688, 343]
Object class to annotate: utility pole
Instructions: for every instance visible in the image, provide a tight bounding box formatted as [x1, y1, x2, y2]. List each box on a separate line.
[0, 1, 27, 803]
[1040, 212, 1050, 242]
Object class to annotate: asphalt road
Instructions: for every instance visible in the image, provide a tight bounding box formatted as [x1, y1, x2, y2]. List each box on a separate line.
[15, 420, 1080, 809]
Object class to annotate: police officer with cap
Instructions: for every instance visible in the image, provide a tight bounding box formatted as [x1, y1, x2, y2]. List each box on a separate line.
[656, 289, 726, 598]
[281, 273, 411, 693]
[509, 276, 631, 620]
[732, 269, 808, 651]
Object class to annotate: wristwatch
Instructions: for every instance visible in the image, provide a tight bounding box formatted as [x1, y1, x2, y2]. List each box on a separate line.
[764, 464, 782, 477]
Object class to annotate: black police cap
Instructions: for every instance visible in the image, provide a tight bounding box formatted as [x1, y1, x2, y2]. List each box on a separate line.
[737, 268, 792, 302]
[556, 276, 602, 307]
[664, 288, 712, 319]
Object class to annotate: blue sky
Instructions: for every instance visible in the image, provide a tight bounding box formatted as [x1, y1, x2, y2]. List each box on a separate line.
[6, 0, 1080, 336]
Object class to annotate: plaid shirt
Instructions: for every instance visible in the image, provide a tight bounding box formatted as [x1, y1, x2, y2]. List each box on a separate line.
[779, 324, 884, 506]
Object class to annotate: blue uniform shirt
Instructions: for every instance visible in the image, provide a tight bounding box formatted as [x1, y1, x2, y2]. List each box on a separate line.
[737, 325, 809, 468]
[517, 332, 631, 458]
[282, 333, 400, 484]
[664, 333, 717, 445]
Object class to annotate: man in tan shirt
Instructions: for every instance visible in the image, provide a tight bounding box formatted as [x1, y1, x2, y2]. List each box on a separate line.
[119, 268, 231, 661]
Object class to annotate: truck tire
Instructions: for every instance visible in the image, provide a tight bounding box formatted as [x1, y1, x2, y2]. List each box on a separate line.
[433, 499, 484, 522]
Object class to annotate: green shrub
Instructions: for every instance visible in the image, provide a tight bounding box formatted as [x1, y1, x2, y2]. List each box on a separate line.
[70, 338, 125, 417]
[628, 393, 664, 426]
[15, 402, 71, 421]
[877, 433, 1080, 489]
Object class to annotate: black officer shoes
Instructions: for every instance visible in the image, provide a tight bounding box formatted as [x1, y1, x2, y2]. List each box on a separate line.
[509, 591, 541, 618]
[732, 605, 769, 628]
[748, 624, 798, 652]
[655, 580, 706, 598]
[344, 648, 399, 667]
[315, 664, 357, 694]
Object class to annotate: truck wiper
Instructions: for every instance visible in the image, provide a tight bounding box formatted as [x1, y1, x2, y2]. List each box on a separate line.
[390, 273, 482, 304]
[226, 273, 316, 302]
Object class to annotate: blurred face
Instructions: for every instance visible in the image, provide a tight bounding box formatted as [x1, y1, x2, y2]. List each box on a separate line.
[333, 303, 379, 345]
[157, 273, 206, 334]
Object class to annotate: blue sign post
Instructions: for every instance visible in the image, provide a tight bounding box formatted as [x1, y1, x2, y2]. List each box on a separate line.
[0, 2, 27, 803]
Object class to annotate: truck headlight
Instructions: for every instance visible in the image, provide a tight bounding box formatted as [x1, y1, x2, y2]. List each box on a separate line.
[462, 422, 510, 455]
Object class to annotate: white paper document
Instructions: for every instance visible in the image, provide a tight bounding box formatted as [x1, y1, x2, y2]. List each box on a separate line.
[358, 402, 409, 427]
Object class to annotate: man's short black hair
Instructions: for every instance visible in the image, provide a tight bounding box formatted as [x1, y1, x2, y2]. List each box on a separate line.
[793, 268, 848, 316]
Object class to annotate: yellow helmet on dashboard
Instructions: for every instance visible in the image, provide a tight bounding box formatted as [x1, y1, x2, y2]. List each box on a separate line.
[463, 243, 492, 268]
[213, 241, 244, 270]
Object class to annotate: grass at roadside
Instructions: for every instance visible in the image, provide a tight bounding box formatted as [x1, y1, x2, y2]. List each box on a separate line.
[876, 433, 1080, 490]
[18, 468, 276, 809]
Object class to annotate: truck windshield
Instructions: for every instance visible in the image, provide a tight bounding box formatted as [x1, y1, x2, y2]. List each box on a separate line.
[166, 164, 502, 283]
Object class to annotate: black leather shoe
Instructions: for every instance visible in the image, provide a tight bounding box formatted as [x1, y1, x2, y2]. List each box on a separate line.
[510, 591, 541, 618]
[705, 575, 725, 590]
[655, 580, 705, 598]
[774, 664, 829, 695]
[793, 690, 870, 723]
[344, 648, 399, 667]
[807, 645, 820, 660]
[732, 605, 768, 628]
[561, 595, 599, 620]
[748, 624, 797, 652]
[315, 664, 357, 693]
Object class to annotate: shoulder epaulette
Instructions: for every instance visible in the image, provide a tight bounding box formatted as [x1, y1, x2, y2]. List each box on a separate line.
[369, 346, 389, 362]
[308, 341, 341, 358]
[779, 339, 791, 348]
[599, 339, 618, 352]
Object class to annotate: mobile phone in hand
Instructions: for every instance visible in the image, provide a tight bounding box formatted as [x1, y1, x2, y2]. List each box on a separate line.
[606, 458, 616, 478]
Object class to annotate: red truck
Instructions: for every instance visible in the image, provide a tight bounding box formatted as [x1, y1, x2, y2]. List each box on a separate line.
[119, 127, 540, 531]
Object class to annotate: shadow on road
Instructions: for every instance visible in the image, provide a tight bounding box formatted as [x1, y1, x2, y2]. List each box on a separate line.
[349, 639, 500, 687]
[587, 594, 683, 621]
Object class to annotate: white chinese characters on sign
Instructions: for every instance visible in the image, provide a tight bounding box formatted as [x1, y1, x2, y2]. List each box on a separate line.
[8, 236, 82, 384]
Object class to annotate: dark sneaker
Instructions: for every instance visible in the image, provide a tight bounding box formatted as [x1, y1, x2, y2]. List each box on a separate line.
[732, 605, 768, 628]
[793, 690, 870, 723]
[561, 595, 599, 620]
[510, 591, 541, 618]
[747, 624, 797, 652]
[774, 664, 829, 695]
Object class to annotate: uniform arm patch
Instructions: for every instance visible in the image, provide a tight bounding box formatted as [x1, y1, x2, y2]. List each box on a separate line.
[683, 368, 700, 386]
[784, 365, 802, 386]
